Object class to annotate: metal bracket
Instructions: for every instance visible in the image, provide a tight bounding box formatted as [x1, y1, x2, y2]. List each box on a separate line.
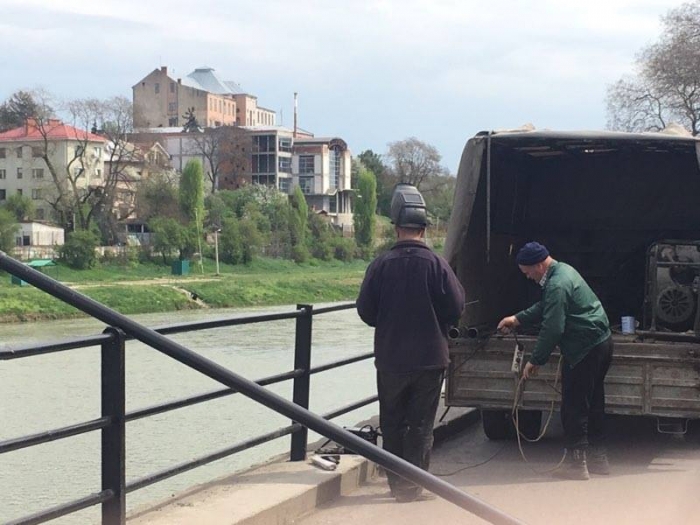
[656, 417, 689, 435]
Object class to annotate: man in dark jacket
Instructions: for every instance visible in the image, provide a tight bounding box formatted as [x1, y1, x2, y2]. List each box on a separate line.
[357, 184, 465, 502]
[498, 242, 613, 480]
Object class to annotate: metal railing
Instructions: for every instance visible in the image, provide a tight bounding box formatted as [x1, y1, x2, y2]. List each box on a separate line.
[0, 252, 525, 525]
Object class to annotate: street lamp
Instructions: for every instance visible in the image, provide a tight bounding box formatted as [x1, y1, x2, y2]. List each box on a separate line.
[214, 228, 221, 276]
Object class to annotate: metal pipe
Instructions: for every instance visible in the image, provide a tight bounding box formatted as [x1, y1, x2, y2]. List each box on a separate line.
[0, 252, 526, 525]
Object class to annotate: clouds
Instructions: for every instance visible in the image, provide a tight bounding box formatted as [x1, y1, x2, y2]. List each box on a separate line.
[0, 0, 683, 169]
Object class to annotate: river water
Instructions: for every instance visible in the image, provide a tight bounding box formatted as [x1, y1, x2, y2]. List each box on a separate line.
[0, 305, 377, 524]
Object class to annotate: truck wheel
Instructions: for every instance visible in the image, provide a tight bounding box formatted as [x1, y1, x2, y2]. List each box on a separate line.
[515, 410, 542, 440]
[481, 409, 512, 440]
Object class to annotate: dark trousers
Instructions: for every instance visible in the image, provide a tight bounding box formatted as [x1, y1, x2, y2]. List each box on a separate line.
[560, 337, 614, 450]
[377, 368, 444, 495]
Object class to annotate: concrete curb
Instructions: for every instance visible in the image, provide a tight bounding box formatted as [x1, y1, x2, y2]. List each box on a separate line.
[128, 408, 478, 525]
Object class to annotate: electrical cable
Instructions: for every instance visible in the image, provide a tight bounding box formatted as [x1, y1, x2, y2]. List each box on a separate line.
[432, 442, 508, 476]
[509, 337, 567, 473]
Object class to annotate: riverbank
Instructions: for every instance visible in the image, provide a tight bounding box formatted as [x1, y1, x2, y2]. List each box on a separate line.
[0, 257, 368, 323]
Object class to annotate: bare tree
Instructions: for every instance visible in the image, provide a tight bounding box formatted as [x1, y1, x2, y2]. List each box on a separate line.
[188, 126, 251, 193]
[385, 137, 442, 190]
[607, 1, 700, 134]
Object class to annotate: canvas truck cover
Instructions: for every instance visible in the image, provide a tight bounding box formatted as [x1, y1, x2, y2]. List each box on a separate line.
[444, 129, 700, 331]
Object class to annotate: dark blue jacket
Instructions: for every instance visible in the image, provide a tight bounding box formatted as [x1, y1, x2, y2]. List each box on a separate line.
[357, 240, 465, 373]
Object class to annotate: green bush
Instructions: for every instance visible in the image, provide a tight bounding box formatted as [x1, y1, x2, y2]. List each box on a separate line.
[59, 230, 99, 269]
[333, 237, 357, 262]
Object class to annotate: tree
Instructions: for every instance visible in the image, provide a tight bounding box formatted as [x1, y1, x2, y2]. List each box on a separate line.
[58, 230, 99, 269]
[0, 209, 19, 253]
[357, 150, 391, 215]
[353, 168, 377, 253]
[385, 138, 442, 190]
[135, 171, 179, 221]
[288, 185, 309, 262]
[607, 1, 700, 134]
[420, 169, 457, 225]
[188, 126, 252, 193]
[3, 193, 35, 222]
[178, 159, 205, 259]
[149, 216, 189, 264]
[0, 90, 51, 132]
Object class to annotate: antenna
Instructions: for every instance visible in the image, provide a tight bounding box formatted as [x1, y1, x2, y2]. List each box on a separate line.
[293, 92, 298, 138]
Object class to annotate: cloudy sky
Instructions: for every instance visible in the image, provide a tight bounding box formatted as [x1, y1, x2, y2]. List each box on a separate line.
[0, 0, 685, 171]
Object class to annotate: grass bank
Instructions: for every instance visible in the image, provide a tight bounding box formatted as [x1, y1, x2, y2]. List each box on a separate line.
[0, 257, 368, 323]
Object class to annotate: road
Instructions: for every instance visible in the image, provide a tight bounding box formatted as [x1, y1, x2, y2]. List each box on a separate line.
[295, 414, 700, 525]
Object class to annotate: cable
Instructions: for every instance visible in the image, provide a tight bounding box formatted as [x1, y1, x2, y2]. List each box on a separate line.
[510, 350, 567, 473]
[432, 442, 508, 476]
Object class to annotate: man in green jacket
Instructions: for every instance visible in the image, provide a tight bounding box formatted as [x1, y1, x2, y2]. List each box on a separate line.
[497, 242, 613, 480]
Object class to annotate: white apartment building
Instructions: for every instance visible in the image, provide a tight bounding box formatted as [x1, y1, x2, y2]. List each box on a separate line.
[0, 119, 106, 222]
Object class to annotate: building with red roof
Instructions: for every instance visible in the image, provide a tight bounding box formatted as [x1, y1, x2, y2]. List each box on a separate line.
[0, 119, 106, 222]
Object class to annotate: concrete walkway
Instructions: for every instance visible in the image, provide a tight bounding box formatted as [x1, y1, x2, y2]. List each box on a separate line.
[127, 404, 477, 525]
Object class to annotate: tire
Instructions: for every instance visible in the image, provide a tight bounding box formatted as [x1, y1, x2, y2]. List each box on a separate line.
[515, 410, 542, 440]
[481, 409, 512, 440]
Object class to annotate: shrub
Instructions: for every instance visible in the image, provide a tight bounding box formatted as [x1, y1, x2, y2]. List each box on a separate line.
[59, 230, 99, 269]
[333, 236, 357, 262]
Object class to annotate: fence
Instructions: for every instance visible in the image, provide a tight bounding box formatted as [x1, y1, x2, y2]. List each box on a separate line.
[0, 252, 525, 525]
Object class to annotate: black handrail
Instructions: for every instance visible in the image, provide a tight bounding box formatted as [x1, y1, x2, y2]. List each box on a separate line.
[0, 251, 525, 525]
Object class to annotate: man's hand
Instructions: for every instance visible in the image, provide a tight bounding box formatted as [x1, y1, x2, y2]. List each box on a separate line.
[522, 361, 539, 380]
[497, 315, 520, 334]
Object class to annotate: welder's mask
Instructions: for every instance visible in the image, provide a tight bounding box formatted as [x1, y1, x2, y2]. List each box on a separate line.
[390, 183, 428, 229]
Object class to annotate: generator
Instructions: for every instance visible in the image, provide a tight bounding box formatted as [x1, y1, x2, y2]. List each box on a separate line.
[645, 240, 700, 334]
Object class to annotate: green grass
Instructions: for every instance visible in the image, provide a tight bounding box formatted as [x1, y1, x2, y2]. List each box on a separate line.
[0, 257, 369, 322]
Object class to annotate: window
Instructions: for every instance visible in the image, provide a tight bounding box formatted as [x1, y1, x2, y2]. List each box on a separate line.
[278, 177, 290, 193]
[0, 169, 5, 179]
[168, 117, 178, 126]
[16, 147, 22, 158]
[155, 82, 160, 94]
[170, 82, 175, 93]
[0, 189, 5, 200]
[94, 147, 102, 157]
[17, 189, 22, 195]
[278, 156, 291, 173]
[299, 155, 315, 174]
[252, 174, 276, 186]
[32, 168, 44, 179]
[31, 189, 42, 200]
[329, 147, 341, 190]
[35, 208, 45, 220]
[299, 176, 314, 194]
[95, 169, 102, 178]
[16, 168, 22, 179]
[168, 102, 176, 113]
[251, 153, 275, 174]
[253, 135, 275, 153]
[329, 196, 337, 213]
[279, 137, 292, 152]
[0, 147, 5, 158]
[32, 146, 42, 158]
[75, 145, 84, 157]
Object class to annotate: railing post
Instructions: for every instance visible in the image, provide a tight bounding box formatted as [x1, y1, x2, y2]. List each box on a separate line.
[290, 304, 313, 461]
[102, 327, 126, 525]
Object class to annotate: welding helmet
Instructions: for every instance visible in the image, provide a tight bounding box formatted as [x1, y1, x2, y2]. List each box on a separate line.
[390, 183, 428, 229]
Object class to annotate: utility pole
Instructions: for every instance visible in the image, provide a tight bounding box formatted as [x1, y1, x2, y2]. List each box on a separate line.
[214, 228, 220, 276]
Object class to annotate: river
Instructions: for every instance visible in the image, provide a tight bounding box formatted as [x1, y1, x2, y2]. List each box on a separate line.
[0, 304, 377, 524]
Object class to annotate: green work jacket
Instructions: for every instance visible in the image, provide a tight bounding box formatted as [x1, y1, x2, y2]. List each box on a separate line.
[515, 261, 611, 367]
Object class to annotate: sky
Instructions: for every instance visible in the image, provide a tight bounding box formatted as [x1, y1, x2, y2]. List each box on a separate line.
[0, 0, 687, 172]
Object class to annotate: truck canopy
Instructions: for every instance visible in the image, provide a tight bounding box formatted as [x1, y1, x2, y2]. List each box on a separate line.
[444, 129, 700, 330]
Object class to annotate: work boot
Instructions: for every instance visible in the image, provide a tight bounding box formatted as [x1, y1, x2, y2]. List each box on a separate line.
[554, 448, 590, 480]
[587, 446, 610, 475]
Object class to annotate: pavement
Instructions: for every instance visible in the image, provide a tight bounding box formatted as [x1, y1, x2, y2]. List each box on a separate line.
[127, 402, 478, 525]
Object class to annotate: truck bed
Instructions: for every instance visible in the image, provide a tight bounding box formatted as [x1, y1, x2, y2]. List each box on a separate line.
[446, 334, 700, 419]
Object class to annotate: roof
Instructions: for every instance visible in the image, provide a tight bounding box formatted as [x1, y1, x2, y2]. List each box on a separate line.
[27, 259, 57, 267]
[477, 128, 700, 143]
[0, 119, 105, 143]
[181, 67, 245, 95]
